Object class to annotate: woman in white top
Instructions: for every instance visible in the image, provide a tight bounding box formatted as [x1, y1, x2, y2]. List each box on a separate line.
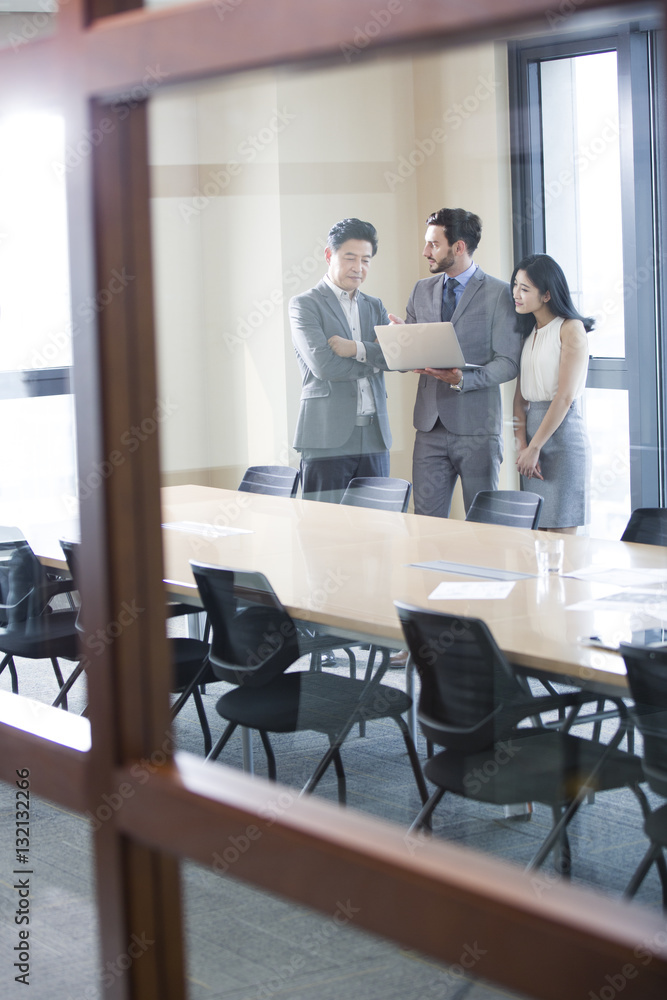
[511, 254, 593, 534]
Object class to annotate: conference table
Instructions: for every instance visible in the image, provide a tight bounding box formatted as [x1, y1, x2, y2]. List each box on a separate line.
[158, 484, 667, 700]
[25, 483, 666, 774]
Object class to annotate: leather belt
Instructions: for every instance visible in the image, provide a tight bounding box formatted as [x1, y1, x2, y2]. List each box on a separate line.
[355, 414, 375, 426]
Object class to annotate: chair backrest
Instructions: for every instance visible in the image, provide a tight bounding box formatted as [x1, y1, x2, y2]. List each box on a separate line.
[620, 508, 667, 546]
[190, 561, 300, 687]
[340, 477, 412, 513]
[0, 532, 51, 623]
[620, 643, 667, 798]
[465, 490, 543, 529]
[59, 538, 78, 582]
[237, 465, 300, 498]
[59, 539, 83, 632]
[394, 601, 527, 752]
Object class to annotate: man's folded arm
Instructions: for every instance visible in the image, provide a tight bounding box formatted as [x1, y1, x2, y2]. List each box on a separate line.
[290, 298, 381, 382]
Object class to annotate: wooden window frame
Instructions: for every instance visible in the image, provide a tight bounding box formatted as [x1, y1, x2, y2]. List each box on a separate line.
[1, 1, 667, 997]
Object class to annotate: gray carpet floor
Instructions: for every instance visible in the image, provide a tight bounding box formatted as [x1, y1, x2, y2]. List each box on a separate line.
[0, 629, 664, 1000]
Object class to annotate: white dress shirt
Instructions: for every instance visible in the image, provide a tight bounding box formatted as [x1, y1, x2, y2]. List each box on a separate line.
[324, 275, 375, 416]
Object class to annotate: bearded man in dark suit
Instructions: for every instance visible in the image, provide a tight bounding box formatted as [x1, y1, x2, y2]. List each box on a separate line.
[391, 208, 522, 517]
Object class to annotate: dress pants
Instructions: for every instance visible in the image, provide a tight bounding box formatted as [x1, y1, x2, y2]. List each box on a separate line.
[412, 418, 503, 517]
[300, 421, 389, 504]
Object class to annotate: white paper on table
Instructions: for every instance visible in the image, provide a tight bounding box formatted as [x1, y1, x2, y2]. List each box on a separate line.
[564, 566, 667, 587]
[162, 521, 252, 537]
[428, 580, 515, 601]
[566, 589, 667, 616]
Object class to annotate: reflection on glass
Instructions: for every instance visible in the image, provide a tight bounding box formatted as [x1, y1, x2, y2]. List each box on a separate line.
[541, 51, 625, 359]
[182, 859, 540, 1000]
[583, 387, 631, 539]
[0, 7, 56, 53]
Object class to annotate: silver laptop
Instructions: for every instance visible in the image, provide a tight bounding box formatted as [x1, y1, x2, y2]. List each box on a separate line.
[374, 322, 479, 371]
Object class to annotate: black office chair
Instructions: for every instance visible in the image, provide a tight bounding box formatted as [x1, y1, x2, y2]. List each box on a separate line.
[238, 465, 300, 498]
[395, 602, 645, 875]
[191, 560, 428, 806]
[590, 505, 667, 752]
[620, 643, 667, 907]
[337, 475, 414, 694]
[587, 505, 667, 749]
[60, 540, 216, 751]
[0, 530, 80, 709]
[340, 477, 412, 513]
[466, 490, 543, 529]
[620, 508, 667, 546]
[238, 462, 357, 674]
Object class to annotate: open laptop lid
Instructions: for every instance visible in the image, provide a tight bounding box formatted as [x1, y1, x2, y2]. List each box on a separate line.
[374, 321, 475, 371]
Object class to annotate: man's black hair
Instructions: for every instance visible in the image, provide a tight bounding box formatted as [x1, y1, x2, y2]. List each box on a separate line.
[327, 218, 379, 256]
[426, 208, 482, 255]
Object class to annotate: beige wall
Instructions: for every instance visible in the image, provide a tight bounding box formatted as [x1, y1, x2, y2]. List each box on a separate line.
[149, 42, 519, 510]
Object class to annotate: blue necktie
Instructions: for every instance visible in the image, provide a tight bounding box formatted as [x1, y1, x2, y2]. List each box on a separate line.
[441, 278, 459, 322]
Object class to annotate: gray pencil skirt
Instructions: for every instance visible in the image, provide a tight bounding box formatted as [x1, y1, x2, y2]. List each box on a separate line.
[521, 399, 590, 529]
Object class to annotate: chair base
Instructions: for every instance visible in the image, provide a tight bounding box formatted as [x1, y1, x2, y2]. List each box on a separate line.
[624, 802, 667, 909]
[208, 671, 427, 806]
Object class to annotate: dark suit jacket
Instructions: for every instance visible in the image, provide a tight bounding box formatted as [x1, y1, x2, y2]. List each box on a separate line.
[290, 279, 391, 451]
[407, 267, 522, 436]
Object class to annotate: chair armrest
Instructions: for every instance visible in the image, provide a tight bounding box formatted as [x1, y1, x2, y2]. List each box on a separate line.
[504, 690, 630, 744]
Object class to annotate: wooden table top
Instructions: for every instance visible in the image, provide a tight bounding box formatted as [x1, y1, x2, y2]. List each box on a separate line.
[159, 485, 667, 694]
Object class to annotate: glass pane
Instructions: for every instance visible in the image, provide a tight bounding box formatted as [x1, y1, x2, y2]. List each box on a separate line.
[0, 785, 98, 996]
[582, 387, 631, 539]
[153, 43, 665, 927]
[182, 859, 539, 1000]
[540, 52, 625, 358]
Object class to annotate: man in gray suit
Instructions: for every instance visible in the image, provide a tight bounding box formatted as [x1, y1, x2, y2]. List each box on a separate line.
[394, 208, 521, 517]
[290, 218, 392, 503]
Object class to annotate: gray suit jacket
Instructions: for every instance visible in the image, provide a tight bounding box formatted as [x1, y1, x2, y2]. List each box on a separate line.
[290, 279, 391, 451]
[407, 267, 521, 436]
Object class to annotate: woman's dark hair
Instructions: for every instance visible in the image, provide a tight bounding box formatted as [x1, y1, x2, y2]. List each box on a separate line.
[511, 253, 595, 336]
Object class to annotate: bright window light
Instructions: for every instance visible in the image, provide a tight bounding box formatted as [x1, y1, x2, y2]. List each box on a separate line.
[0, 110, 72, 371]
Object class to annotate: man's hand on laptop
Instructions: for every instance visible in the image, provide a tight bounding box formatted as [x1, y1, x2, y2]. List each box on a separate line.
[418, 367, 463, 386]
[387, 313, 404, 325]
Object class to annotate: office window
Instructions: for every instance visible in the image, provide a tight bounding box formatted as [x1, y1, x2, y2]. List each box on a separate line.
[0, 111, 72, 370]
[0, 108, 77, 528]
[509, 20, 666, 534]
